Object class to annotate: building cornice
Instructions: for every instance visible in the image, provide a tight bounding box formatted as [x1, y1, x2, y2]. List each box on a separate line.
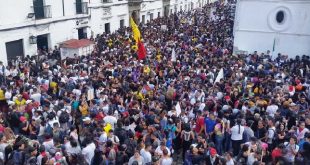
[0, 14, 90, 32]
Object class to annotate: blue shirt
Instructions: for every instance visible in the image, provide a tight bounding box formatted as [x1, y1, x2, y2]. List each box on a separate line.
[205, 117, 216, 134]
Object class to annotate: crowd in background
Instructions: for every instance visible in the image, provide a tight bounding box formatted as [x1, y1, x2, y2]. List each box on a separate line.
[0, 1, 309, 165]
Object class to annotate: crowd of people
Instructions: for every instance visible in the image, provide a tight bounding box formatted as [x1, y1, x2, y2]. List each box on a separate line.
[0, 1, 309, 165]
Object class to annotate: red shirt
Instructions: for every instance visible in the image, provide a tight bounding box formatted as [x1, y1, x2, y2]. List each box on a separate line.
[272, 148, 282, 161]
[195, 116, 205, 133]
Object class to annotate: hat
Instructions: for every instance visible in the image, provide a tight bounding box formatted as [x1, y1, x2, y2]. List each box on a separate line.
[8, 101, 15, 106]
[82, 117, 91, 122]
[224, 96, 230, 100]
[19, 116, 27, 122]
[26, 100, 32, 104]
[55, 152, 62, 160]
[209, 147, 217, 156]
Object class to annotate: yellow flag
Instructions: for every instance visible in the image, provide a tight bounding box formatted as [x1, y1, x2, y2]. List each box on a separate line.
[130, 17, 141, 43]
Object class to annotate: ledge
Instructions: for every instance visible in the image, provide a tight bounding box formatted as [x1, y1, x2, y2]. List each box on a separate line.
[0, 14, 90, 32]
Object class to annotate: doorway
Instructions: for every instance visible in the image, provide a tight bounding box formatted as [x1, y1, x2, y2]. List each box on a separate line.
[120, 19, 124, 29]
[36, 34, 49, 50]
[6, 39, 24, 60]
[78, 28, 87, 39]
[142, 15, 145, 24]
[104, 23, 110, 34]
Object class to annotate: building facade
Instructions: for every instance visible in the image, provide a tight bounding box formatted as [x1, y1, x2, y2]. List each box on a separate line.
[0, 0, 207, 64]
[233, 0, 310, 58]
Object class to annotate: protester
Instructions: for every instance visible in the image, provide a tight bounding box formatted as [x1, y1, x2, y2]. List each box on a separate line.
[0, 1, 308, 165]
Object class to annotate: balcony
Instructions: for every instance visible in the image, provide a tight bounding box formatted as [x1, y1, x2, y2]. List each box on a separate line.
[32, 5, 52, 19]
[102, 0, 113, 3]
[128, 0, 143, 3]
[76, 2, 88, 14]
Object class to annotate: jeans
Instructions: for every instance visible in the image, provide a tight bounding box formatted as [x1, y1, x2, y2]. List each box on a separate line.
[215, 134, 224, 155]
[231, 139, 243, 156]
[224, 132, 231, 152]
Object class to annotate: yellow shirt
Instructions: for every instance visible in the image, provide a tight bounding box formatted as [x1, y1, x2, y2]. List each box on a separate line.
[143, 66, 150, 75]
[0, 90, 5, 101]
[80, 104, 88, 116]
[134, 91, 145, 101]
[104, 123, 112, 134]
[15, 99, 26, 106]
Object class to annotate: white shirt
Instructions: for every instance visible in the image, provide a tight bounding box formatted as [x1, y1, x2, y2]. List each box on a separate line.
[231, 125, 245, 141]
[82, 143, 96, 164]
[108, 135, 120, 144]
[43, 139, 54, 152]
[284, 142, 299, 162]
[65, 143, 81, 155]
[140, 149, 152, 164]
[267, 127, 276, 144]
[160, 157, 173, 165]
[226, 159, 235, 165]
[5, 91, 12, 100]
[266, 105, 278, 117]
[31, 93, 41, 103]
[99, 132, 108, 143]
[155, 146, 171, 156]
[103, 115, 117, 128]
[297, 128, 309, 141]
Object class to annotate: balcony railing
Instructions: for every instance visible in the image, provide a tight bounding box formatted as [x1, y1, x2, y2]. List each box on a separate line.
[102, 0, 113, 3]
[76, 2, 88, 14]
[128, 0, 143, 3]
[32, 5, 52, 19]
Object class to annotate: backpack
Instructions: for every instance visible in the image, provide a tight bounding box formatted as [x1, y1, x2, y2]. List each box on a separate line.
[183, 131, 191, 142]
[114, 128, 127, 144]
[44, 123, 53, 135]
[125, 139, 136, 157]
[115, 152, 128, 165]
[59, 111, 69, 123]
[7, 150, 23, 165]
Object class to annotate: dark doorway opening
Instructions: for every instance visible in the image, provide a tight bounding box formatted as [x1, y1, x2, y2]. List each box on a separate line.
[120, 19, 124, 28]
[105, 23, 110, 34]
[37, 34, 49, 50]
[78, 28, 87, 39]
[6, 39, 24, 60]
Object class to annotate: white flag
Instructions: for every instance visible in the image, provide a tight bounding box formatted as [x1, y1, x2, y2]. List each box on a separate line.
[171, 48, 176, 62]
[175, 102, 181, 117]
[214, 68, 224, 84]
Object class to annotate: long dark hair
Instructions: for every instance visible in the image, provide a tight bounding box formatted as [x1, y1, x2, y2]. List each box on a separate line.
[236, 118, 242, 134]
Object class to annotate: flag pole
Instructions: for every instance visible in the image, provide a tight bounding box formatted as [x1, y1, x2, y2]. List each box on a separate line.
[272, 37, 276, 60]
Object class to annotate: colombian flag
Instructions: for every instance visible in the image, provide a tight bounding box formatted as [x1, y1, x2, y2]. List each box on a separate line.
[130, 17, 146, 60]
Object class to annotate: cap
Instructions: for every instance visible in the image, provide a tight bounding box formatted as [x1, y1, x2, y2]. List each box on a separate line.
[209, 147, 217, 156]
[82, 117, 91, 122]
[20, 116, 27, 122]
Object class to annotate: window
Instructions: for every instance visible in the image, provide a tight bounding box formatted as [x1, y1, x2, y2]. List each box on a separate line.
[158, 12, 160, 18]
[142, 15, 145, 24]
[276, 10, 284, 24]
[105, 23, 110, 33]
[150, 13, 153, 21]
[120, 19, 124, 28]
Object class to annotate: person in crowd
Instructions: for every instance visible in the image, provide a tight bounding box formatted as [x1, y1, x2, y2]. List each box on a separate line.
[0, 1, 308, 165]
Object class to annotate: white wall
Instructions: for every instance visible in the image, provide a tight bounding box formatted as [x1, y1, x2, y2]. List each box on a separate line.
[89, 2, 129, 35]
[233, 0, 310, 57]
[140, 0, 163, 23]
[0, 0, 206, 64]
